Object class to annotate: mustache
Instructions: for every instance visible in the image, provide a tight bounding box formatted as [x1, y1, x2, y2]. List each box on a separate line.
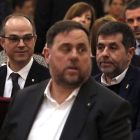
[64, 63, 80, 70]
[14, 48, 28, 53]
[99, 59, 113, 64]
[133, 28, 140, 32]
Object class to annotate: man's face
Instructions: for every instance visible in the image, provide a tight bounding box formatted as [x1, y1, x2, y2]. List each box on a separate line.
[45, 29, 91, 89]
[125, 7, 140, 41]
[96, 34, 132, 79]
[0, 17, 37, 67]
[109, 0, 124, 17]
[18, 1, 33, 18]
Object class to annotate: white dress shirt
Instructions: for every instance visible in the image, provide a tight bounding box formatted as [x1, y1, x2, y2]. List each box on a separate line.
[3, 57, 33, 97]
[27, 80, 80, 140]
[135, 40, 140, 55]
[101, 67, 128, 86]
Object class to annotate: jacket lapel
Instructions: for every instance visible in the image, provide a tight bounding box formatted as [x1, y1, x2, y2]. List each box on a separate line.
[119, 65, 135, 99]
[0, 66, 7, 96]
[60, 77, 97, 140]
[16, 80, 49, 140]
[24, 60, 42, 87]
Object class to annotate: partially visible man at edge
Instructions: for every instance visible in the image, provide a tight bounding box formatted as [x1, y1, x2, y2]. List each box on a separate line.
[125, 0, 140, 55]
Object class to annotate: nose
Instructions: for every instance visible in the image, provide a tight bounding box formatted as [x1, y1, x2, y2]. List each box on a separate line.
[80, 16, 86, 23]
[102, 47, 110, 57]
[133, 19, 139, 28]
[70, 49, 78, 61]
[18, 39, 25, 46]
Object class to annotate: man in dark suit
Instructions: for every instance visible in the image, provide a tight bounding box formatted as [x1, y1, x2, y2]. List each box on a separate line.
[94, 21, 140, 140]
[0, 20, 132, 140]
[125, 0, 140, 55]
[0, 13, 50, 97]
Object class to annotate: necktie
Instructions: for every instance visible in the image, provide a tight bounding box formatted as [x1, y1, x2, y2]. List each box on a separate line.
[10, 73, 20, 97]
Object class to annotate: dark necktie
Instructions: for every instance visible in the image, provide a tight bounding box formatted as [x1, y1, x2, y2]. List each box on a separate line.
[10, 73, 20, 97]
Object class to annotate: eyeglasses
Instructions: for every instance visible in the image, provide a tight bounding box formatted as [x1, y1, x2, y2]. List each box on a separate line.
[2, 35, 35, 46]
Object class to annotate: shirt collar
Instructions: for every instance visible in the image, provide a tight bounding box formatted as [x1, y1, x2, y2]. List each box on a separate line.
[136, 40, 140, 48]
[6, 57, 33, 80]
[101, 67, 128, 86]
[44, 79, 80, 104]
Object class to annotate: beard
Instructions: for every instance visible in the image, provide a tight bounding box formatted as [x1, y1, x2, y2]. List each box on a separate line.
[49, 58, 92, 89]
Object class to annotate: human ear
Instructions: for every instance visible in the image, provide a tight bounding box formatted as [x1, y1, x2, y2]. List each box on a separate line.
[127, 47, 135, 60]
[44, 47, 51, 65]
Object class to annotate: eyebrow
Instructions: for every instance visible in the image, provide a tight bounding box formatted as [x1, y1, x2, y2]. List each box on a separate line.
[8, 33, 33, 37]
[96, 42, 104, 46]
[97, 42, 118, 46]
[59, 42, 88, 47]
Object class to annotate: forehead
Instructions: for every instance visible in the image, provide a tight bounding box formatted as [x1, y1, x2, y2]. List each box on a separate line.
[125, 7, 140, 18]
[5, 17, 33, 35]
[23, 0, 33, 7]
[98, 33, 123, 43]
[53, 29, 89, 46]
[82, 10, 91, 16]
[111, 0, 124, 4]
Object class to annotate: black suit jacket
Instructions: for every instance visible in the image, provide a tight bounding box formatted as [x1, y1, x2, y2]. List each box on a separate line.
[0, 77, 132, 140]
[94, 65, 140, 140]
[0, 59, 51, 97]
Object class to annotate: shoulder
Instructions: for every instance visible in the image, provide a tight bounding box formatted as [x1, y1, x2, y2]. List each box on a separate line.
[33, 54, 48, 67]
[93, 73, 102, 82]
[30, 59, 51, 78]
[0, 65, 7, 72]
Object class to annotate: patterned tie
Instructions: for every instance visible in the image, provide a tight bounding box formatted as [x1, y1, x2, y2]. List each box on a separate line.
[10, 73, 20, 97]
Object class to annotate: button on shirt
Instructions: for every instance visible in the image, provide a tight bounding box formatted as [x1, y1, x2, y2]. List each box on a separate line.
[101, 67, 128, 86]
[3, 57, 33, 97]
[27, 80, 80, 140]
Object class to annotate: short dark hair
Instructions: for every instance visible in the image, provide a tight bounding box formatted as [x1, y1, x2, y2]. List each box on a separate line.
[109, 0, 125, 5]
[46, 20, 90, 48]
[12, 0, 32, 9]
[97, 21, 135, 52]
[124, 0, 140, 17]
[0, 13, 36, 38]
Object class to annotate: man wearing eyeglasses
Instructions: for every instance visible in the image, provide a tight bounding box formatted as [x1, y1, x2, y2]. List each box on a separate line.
[0, 13, 51, 98]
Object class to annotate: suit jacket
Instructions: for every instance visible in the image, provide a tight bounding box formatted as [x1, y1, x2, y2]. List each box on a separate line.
[0, 59, 51, 97]
[0, 76, 132, 140]
[94, 65, 140, 140]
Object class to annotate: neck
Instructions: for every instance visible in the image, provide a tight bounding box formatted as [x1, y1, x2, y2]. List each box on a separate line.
[8, 59, 30, 72]
[104, 75, 112, 85]
[50, 80, 75, 104]
[111, 14, 120, 21]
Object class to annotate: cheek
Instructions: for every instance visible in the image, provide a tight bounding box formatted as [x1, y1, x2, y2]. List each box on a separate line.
[96, 53, 102, 61]
[85, 22, 90, 29]
[52, 53, 67, 67]
[72, 18, 79, 22]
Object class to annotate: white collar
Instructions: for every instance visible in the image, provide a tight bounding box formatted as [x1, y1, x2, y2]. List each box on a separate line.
[136, 40, 140, 47]
[6, 57, 33, 80]
[44, 79, 80, 105]
[101, 67, 128, 86]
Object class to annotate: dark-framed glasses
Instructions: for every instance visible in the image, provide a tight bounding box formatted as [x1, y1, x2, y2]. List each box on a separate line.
[2, 35, 35, 46]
